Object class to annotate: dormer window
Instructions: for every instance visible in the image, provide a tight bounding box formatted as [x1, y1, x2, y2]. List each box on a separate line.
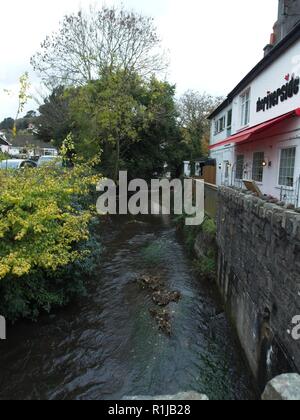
[240, 89, 251, 127]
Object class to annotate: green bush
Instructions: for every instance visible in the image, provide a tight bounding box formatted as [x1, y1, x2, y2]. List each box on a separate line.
[0, 162, 101, 322]
[175, 214, 217, 280]
[202, 218, 216, 236]
[193, 253, 217, 281]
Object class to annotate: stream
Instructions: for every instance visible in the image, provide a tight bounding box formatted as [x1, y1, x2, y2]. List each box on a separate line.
[0, 215, 256, 400]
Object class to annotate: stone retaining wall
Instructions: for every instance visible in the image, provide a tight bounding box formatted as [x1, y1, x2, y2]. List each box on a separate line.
[217, 187, 300, 389]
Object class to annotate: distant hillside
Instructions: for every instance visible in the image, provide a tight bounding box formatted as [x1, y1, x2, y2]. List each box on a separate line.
[5, 132, 56, 150]
[0, 110, 38, 132]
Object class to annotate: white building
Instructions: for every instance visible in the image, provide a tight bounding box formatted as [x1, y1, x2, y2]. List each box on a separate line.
[0, 132, 11, 154]
[209, 0, 300, 207]
[0, 131, 57, 158]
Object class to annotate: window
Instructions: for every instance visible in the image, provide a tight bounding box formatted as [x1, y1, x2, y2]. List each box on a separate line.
[241, 90, 250, 127]
[214, 120, 218, 135]
[236, 155, 244, 180]
[224, 161, 230, 179]
[219, 116, 225, 132]
[215, 116, 226, 134]
[279, 147, 296, 187]
[227, 110, 232, 129]
[252, 152, 264, 182]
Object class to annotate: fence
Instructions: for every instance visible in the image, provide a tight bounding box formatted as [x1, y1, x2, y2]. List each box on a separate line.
[222, 168, 300, 208]
[193, 174, 300, 220]
[221, 167, 248, 189]
[193, 179, 218, 220]
[204, 182, 218, 219]
[280, 176, 300, 208]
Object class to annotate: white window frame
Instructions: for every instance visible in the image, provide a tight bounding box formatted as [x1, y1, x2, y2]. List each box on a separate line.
[252, 151, 264, 183]
[215, 115, 226, 134]
[278, 146, 297, 188]
[240, 89, 251, 127]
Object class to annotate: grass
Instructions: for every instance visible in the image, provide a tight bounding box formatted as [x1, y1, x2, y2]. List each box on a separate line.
[202, 218, 217, 236]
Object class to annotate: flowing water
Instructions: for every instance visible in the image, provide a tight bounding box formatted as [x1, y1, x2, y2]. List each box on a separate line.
[0, 215, 256, 400]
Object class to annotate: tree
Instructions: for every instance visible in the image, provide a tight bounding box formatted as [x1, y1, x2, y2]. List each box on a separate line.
[70, 70, 146, 181]
[178, 91, 224, 163]
[123, 77, 184, 179]
[69, 70, 183, 180]
[24, 110, 37, 119]
[37, 86, 72, 144]
[61, 133, 76, 168]
[16, 118, 29, 131]
[0, 117, 14, 130]
[31, 5, 168, 88]
[13, 72, 31, 137]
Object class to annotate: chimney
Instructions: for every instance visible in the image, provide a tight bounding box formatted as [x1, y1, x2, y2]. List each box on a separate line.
[263, 30, 277, 56]
[275, 0, 300, 43]
[264, 0, 300, 56]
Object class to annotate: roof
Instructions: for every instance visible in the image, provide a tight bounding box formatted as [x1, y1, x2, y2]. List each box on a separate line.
[208, 21, 300, 120]
[194, 157, 216, 165]
[0, 134, 11, 146]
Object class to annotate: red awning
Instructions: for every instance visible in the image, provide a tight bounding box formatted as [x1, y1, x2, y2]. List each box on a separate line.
[209, 108, 300, 150]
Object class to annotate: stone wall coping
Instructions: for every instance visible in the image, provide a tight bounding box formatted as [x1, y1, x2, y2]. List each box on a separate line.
[262, 374, 300, 401]
[219, 187, 300, 239]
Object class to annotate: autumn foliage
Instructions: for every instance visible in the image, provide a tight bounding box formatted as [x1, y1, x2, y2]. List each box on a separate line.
[0, 162, 100, 320]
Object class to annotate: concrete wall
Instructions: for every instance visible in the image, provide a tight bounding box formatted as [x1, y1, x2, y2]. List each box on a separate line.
[216, 186, 300, 390]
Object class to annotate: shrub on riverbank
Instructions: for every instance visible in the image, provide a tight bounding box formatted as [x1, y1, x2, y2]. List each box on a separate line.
[175, 215, 217, 281]
[0, 162, 101, 322]
[193, 218, 217, 281]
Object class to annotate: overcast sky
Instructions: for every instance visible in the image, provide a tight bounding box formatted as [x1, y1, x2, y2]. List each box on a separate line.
[0, 0, 278, 121]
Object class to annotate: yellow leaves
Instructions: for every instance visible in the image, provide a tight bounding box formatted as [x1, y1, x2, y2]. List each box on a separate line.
[0, 164, 102, 281]
[60, 133, 75, 160]
[0, 253, 31, 278]
[13, 72, 31, 138]
[0, 219, 9, 239]
[0, 262, 10, 279]
[12, 125, 17, 138]
[14, 227, 29, 241]
[12, 260, 31, 277]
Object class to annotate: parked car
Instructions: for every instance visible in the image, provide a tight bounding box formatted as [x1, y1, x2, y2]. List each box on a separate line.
[0, 159, 37, 170]
[37, 156, 62, 167]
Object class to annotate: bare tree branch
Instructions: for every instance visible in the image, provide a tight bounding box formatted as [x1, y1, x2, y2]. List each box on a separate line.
[31, 5, 168, 88]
